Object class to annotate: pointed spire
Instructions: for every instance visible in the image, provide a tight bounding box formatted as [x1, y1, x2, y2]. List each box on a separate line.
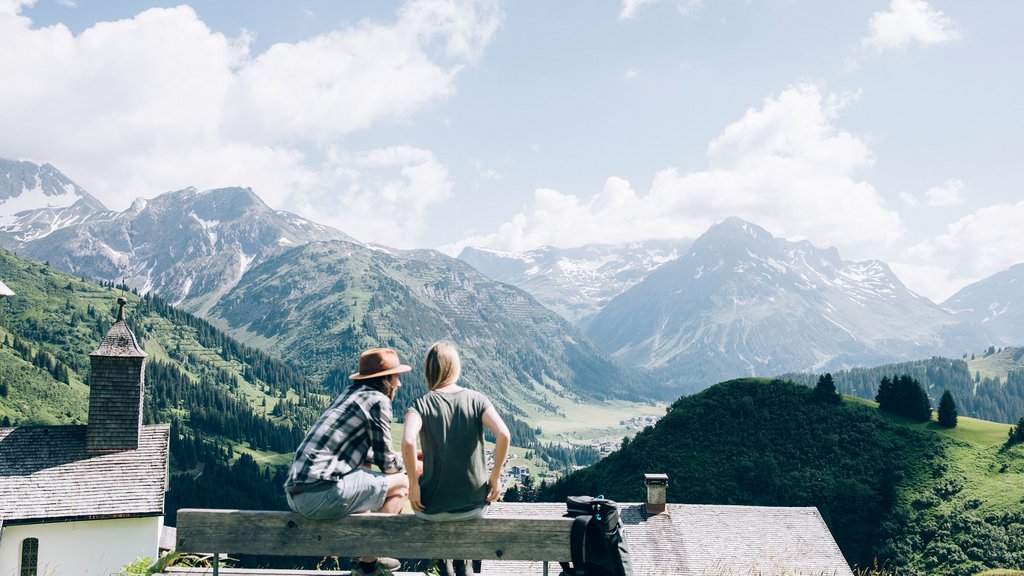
[91, 297, 145, 358]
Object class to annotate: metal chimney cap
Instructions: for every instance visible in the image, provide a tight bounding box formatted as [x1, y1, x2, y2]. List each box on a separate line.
[644, 473, 668, 485]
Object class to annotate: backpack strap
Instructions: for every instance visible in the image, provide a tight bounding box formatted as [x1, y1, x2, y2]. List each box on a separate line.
[559, 514, 592, 576]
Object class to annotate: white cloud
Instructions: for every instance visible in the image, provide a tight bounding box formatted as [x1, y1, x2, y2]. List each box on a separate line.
[455, 83, 901, 256]
[899, 192, 919, 207]
[619, 0, 657, 20]
[895, 179, 965, 209]
[624, 67, 639, 80]
[0, 0, 33, 15]
[924, 179, 965, 207]
[677, 0, 703, 17]
[903, 201, 1024, 301]
[0, 0, 500, 246]
[862, 0, 962, 54]
[279, 146, 454, 248]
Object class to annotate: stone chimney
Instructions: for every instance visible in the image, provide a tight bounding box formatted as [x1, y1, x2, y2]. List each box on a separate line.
[644, 473, 668, 515]
[86, 297, 147, 451]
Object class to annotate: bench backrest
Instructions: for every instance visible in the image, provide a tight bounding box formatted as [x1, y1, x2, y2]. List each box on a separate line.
[175, 509, 574, 562]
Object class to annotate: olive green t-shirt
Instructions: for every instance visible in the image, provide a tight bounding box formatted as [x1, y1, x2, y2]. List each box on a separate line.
[409, 388, 494, 514]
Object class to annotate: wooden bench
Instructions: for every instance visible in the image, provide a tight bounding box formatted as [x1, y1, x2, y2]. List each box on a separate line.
[175, 509, 574, 575]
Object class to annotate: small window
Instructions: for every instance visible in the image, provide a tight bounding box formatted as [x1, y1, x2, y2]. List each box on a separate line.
[20, 537, 38, 576]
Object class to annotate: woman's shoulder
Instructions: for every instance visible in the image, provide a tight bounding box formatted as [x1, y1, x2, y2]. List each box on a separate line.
[462, 388, 494, 409]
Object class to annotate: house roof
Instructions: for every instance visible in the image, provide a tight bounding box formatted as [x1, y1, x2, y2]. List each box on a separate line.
[0, 424, 170, 524]
[484, 501, 853, 576]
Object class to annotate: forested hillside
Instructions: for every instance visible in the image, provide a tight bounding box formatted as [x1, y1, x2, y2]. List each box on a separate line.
[541, 378, 1024, 576]
[0, 248, 322, 520]
[782, 353, 1024, 424]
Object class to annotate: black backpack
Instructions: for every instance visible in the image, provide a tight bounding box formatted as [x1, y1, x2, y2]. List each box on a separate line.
[559, 496, 632, 576]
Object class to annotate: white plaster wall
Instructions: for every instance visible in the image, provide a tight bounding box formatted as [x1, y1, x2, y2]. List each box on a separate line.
[0, 516, 162, 576]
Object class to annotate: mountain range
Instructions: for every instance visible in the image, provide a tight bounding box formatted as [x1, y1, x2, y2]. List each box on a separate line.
[207, 238, 651, 413]
[0, 159, 649, 411]
[2, 158, 1021, 396]
[942, 262, 1024, 346]
[584, 218, 992, 389]
[458, 240, 689, 326]
[0, 160, 108, 245]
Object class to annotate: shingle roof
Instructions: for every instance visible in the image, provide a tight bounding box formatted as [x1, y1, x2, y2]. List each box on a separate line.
[0, 424, 170, 524]
[485, 502, 853, 576]
[90, 298, 146, 358]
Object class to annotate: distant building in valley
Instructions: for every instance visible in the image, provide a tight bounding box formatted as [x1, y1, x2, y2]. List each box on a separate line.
[0, 297, 171, 576]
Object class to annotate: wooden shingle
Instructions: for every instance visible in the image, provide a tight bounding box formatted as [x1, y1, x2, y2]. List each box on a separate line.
[0, 424, 170, 524]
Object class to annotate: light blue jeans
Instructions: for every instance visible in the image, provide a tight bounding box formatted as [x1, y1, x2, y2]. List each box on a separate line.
[286, 469, 388, 519]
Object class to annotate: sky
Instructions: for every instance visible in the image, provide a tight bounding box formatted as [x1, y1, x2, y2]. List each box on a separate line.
[0, 0, 1021, 303]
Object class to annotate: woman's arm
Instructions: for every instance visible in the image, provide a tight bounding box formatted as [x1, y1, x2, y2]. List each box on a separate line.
[402, 410, 425, 512]
[482, 406, 511, 502]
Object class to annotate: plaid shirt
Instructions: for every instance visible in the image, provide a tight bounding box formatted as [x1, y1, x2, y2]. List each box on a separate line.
[285, 384, 404, 489]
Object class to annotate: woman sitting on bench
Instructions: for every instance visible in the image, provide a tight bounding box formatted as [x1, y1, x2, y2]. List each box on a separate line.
[402, 341, 512, 575]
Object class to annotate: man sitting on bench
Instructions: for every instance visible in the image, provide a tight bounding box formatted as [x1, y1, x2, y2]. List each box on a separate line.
[284, 347, 412, 575]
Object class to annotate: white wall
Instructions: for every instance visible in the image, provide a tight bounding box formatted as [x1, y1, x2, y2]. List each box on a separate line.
[0, 516, 162, 576]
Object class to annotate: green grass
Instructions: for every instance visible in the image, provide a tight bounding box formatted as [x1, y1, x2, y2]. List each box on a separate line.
[932, 415, 1012, 447]
[967, 346, 1024, 381]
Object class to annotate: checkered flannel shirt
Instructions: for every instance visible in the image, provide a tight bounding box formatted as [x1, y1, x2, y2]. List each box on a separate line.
[285, 384, 404, 489]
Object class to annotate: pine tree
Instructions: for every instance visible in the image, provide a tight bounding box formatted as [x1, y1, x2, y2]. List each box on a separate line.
[1008, 417, 1024, 448]
[814, 373, 841, 404]
[875, 376, 894, 407]
[878, 374, 930, 422]
[937, 390, 958, 428]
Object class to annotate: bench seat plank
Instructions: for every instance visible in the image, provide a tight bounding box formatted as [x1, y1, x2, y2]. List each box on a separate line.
[176, 509, 574, 562]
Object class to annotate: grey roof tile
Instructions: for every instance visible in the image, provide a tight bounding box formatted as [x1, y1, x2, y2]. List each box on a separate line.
[486, 502, 852, 576]
[0, 424, 170, 523]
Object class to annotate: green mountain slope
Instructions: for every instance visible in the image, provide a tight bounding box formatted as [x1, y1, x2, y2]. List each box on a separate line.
[0, 248, 321, 523]
[782, 353, 1024, 424]
[0, 248, 321, 431]
[541, 378, 1024, 576]
[209, 240, 654, 416]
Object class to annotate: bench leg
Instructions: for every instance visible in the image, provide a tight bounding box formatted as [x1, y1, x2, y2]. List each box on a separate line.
[543, 561, 548, 576]
[212, 552, 219, 576]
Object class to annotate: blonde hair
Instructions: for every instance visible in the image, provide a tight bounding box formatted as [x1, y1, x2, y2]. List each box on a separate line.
[424, 341, 461, 391]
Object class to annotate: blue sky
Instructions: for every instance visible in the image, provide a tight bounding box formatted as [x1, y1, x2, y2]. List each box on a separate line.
[1, 0, 1021, 302]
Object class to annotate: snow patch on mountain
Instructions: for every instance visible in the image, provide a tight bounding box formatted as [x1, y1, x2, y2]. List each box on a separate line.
[459, 239, 692, 325]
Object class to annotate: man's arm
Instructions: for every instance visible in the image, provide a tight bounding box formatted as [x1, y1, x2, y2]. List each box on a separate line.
[367, 398, 404, 473]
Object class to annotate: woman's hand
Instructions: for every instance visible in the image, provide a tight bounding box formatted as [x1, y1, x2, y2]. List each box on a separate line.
[485, 476, 502, 502]
[409, 481, 425, 512]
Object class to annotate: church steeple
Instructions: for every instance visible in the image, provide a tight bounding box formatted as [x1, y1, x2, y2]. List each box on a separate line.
[86, 297, 147, 451]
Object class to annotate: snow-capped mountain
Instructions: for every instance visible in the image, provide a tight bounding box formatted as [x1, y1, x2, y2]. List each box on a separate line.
[586, 217, 991, 390]
[0, 159, 110, 244]
[17, 186, 356, 313]
[942, 263, 1024, 345]
[458, 239, 689, 325]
